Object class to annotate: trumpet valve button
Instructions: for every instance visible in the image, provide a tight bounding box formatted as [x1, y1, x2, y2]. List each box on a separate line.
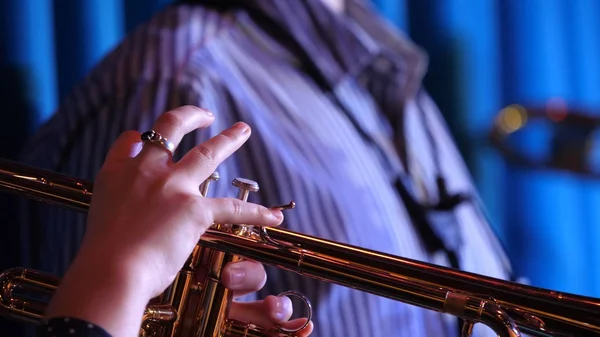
[232, 178, 259, 192]
[232, 178, 259, 202]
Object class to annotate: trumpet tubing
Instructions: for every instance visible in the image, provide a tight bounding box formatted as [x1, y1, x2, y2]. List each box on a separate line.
[1, 158, 600, 337]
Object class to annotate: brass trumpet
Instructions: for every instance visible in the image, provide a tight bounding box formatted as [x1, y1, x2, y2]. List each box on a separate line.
[1, 158, 599, 337]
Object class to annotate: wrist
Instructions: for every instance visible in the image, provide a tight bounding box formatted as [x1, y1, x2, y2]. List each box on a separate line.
[45, 244, 154, 336]
[74, 242, 156, 299]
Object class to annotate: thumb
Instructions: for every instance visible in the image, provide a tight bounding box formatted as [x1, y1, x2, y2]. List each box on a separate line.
[104, 131, 144, 164]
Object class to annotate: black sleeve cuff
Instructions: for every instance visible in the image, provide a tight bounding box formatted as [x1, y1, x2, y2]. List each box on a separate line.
[38, 317, 112, 337]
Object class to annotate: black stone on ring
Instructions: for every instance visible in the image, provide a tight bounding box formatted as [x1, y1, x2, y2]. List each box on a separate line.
[140, 130, 175, 155]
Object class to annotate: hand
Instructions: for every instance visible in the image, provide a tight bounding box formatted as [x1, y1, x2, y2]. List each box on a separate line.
[221, 260, 313, 336]
[45, 106, 312, 336]
[83, 105, 283, 297]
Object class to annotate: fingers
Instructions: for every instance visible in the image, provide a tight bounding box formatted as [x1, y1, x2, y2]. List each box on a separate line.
[175, 122, 251, 183]
[203, 197, 284, 228]
[229, 296, 313, 336]
[137, 105, 215, 162]
[280, 319, 314, 337]
[221, 260, 267, 298]
[104, 131, 144, 165]
[229, 295, 292, 327]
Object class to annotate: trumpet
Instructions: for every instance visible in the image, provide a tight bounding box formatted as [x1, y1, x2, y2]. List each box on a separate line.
[1, 158, 600, 337]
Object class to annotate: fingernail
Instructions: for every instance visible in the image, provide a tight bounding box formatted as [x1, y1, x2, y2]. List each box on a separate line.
[271, 210, 284, 221]
[199, 108, 214, 116]
[228, 267, 245, 286]
[233, 122, 250, 134]
[275, 296, 292, 321]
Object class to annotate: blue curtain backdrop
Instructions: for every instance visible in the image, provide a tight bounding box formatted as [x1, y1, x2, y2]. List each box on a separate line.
[402, 0, 600, 298]
[0, 0, 599, 327]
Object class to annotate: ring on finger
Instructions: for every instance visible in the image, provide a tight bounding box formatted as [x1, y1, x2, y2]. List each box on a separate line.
[140, 129, 176, 156]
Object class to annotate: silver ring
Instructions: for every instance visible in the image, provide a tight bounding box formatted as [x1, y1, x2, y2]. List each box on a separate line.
[140, 130, 175, 155]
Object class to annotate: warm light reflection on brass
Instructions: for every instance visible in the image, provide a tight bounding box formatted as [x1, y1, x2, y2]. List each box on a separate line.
[490, 100, 600, 177]
[496, 104, 528, 134]
[1, 158, 600, 337]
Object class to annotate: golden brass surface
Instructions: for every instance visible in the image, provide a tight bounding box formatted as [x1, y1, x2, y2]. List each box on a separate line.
[1, 158, 600, 337]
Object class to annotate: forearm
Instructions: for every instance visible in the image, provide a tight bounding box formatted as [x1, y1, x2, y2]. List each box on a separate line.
[45, 247, 152, 337]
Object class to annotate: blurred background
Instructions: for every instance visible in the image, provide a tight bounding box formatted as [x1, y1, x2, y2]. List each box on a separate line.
[1, 0, 599, 318]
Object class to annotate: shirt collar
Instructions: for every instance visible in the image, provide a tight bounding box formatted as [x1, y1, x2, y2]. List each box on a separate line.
[200, 0, 427, 100]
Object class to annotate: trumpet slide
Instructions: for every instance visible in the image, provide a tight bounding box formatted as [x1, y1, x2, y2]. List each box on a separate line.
[0, 158, 599, 337]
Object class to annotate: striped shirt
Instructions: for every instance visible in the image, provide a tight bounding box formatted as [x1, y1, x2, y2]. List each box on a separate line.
[19, 1, 513, 336]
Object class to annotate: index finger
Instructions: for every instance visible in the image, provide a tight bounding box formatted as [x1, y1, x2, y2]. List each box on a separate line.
[202, 197, 283, 228]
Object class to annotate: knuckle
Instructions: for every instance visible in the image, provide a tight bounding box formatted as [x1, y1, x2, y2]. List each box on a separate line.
[192, 144, 216, 165]
[225, 198, 253, 220]
[220, 129, 241, 142]
[160, 110, 185, 132]
[258, 206, 272, 219]
[228, 198, 244, 216]
[213, 127, 241, 145]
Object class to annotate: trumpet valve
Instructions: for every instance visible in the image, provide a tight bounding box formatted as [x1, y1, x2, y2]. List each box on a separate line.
[232, 177, 259, 201]
[231, 178, 260, 236]
[200, 171, 220, 197]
